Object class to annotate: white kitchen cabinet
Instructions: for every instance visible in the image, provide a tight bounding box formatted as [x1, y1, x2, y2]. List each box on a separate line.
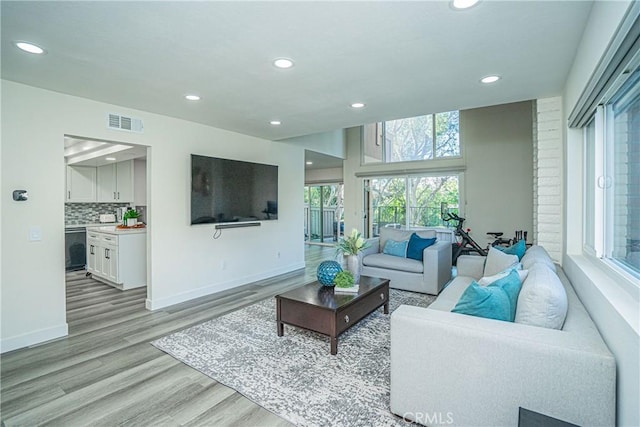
[86, 232, 101, 274]
[97, 160, 133, 203]
[86, 227, 146, 290]
[100, 235, 119, 283]
[66, 166, 97, 202]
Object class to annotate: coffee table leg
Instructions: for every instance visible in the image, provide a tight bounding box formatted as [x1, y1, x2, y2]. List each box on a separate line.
[330, 336, 338, 355]
[384, 301, 389, 314]
[276, 298, 284, 336]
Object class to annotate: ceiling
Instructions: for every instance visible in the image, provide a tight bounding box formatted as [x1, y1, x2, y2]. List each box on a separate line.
[2, 1, 592, 143]
[65, 136, 147, 167]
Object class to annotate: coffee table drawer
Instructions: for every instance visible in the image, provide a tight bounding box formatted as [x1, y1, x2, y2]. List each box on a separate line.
[278, 299, 332, 335]
[336, 286, 388, 334]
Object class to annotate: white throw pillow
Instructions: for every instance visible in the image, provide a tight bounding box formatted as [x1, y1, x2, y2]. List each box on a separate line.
[514, 263, 567, 330]
[478, 268, 529, 286]
[483, 247, 519, 277]
[521, 245, 556, 272]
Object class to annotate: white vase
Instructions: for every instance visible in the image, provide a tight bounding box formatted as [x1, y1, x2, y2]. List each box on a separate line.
[346, 254, 361, 284]
[126, 218, 137, 227]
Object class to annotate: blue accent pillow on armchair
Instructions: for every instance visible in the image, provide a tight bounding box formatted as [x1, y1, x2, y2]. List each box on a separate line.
[406, 233, 437, 261]
[496, 239, 526, 260]
[452, 269, 523, 322]
[383, 239, 408, 257]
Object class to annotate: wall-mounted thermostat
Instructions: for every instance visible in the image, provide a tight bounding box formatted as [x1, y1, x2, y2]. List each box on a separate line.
[13, 190, 28, 201]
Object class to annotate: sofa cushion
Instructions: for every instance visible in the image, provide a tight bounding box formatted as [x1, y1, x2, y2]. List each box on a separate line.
[362, 253, 423, 273]
[521, 245, 556, 272]
[452, 270, 522, 322]
[495, 239, 527, 260]
[383, 239, 408, 257]
[406, 233, 437, 261]
[515, 263, 567, 329]
[484, 247, 519, 277]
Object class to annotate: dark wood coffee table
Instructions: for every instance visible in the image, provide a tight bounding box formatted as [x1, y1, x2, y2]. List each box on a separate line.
[275, 276, 390, 355]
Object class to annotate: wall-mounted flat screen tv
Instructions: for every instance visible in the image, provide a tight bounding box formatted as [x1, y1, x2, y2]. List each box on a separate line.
[191, 154, 278, 225]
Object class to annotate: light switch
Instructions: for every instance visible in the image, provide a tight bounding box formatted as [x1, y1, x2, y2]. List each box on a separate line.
[29, 226, 42, 241]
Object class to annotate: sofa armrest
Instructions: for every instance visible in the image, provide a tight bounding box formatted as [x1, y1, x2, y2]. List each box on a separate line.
[456, 255, 485, 279]
[422, 241, 452, 292]
[390, 305, 616, 427]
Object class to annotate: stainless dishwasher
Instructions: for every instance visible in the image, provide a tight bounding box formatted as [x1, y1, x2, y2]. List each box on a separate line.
[65, 226, 87, 271]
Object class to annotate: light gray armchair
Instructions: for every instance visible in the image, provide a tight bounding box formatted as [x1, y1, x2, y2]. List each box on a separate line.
[360, 227, 452, 295]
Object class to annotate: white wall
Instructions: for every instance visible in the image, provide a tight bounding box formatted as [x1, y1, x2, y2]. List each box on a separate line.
[534, 97, 564, 262]
[280, 129, 346, 159]
[1, 80, 304, 352]
[462, 101, 534, 244]
[562, 1, 639, 425]
[133, 158, 147, 206]
[305, 167, 343, 184]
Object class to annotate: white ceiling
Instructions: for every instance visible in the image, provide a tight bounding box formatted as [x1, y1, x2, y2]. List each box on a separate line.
[64, 136, 147, 167]
[1, 1, 592, 143]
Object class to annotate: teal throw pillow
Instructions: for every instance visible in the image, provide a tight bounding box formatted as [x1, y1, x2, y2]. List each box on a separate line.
[383, 239, 408, 257]
[406, 233, 437, 261]
[452, 270, 523, 322]
[496, 239, 526, 261]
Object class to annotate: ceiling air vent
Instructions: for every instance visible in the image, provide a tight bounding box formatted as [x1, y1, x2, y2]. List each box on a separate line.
[107, 113, 144, 133]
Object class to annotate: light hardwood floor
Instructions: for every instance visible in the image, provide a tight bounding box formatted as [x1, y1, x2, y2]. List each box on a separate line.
[1, 245, 335, 427]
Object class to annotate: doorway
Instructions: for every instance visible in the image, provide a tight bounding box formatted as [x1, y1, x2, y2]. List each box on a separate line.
[64, 135, 150, 326]
[304, 184, 344, 245]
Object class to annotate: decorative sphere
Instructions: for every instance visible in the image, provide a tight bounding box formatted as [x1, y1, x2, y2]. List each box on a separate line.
[317, 260, 343, 286]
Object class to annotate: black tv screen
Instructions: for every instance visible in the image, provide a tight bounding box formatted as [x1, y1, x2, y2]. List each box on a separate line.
[191, 154, 278, 225]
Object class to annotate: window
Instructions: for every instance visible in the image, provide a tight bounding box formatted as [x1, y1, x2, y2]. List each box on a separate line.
[583, 118, 596, 252]
[607, 76, 640, 275]
[364, 174, 460, 237]
[304, 184, 344, 244]
[363, 111, 460, 164]
[583, 70, 640, 278]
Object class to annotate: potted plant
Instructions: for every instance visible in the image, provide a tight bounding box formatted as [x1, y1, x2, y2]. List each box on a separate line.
[333, 271, 355, 289]
[123, 209, 140, 227]
[336, 228, 369, 283]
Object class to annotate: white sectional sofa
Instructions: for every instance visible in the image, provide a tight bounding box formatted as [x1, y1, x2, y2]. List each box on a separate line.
[390, 247, 616, 426]
[359, 227, 452, 295]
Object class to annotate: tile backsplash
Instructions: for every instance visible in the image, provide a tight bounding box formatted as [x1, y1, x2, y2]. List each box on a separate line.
[65, 203, 148, 225]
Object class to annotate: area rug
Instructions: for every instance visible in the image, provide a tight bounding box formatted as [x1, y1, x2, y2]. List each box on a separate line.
[152, 288, 435, 427]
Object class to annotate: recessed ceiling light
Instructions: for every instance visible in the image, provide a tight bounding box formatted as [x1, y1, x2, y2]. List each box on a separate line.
[270, 120, 282, 126]
[105, 157, 116, 161]
[351, 102, 366, 109]
[481, 75, 501, 84]
[451, 0, 480, 10]
[185, 94, 201, 101]
[15, 41, 46, 55]
[273, 58, 294, 69]
[306, 161, 313, 165]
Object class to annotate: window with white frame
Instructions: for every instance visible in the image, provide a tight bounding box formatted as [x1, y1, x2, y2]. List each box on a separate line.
[363, 111, 460, 164]
[583, 71, 640, 278]
[364, 174, 460, 237]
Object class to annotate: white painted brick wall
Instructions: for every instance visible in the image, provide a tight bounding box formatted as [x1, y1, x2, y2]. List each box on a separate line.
[534, 97, 563, 262]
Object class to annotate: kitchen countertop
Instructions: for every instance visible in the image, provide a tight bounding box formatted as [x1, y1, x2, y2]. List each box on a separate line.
[86, 225, 147, 235]
[65, 223, 119, 229]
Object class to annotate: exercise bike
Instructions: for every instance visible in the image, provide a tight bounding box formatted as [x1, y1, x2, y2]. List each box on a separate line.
[486, 232, 512, 248]
[442, 211, 487, 264]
